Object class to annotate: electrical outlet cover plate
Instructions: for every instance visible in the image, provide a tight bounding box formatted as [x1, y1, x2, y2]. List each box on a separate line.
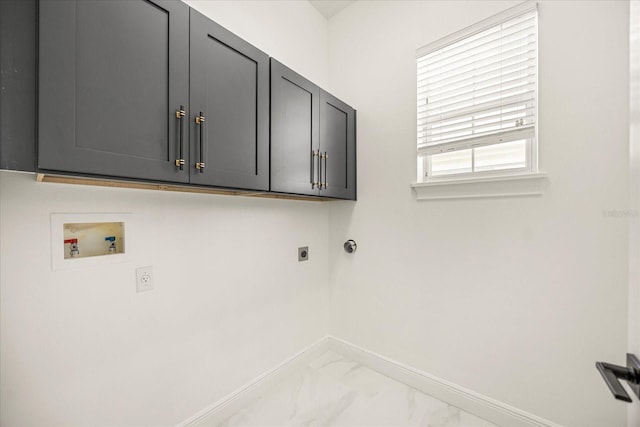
[136, 266, 154, 292]
[298, 246, 309, 262]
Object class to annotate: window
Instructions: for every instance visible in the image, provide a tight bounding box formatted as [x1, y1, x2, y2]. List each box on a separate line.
[416, 2, 538, 181]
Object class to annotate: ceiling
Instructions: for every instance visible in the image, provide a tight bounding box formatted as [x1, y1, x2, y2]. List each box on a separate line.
[308, 0, 356, 19]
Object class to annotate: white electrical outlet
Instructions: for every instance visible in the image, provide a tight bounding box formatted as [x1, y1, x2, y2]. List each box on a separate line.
[136, 266, 154, 292]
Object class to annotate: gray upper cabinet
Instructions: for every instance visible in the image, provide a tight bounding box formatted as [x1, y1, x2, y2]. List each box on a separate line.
[0, 0, 37, 172]
[29, 0, 356, 199]
[38, 0, 190, 183]
[271, 59, 356, 200]
[270, 59, 320, 197]
[189, 10, 269, 191]
[320, 90, 356, 200]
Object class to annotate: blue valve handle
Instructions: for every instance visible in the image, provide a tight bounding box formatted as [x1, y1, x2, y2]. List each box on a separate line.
[104, 236, 116, 242]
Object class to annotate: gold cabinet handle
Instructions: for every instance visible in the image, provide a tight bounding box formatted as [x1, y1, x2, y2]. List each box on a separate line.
[321, 152, 328, 189]
[311, 150, 319, 189]
[175, 106, 186, 170]
[195, 112, 205, 173]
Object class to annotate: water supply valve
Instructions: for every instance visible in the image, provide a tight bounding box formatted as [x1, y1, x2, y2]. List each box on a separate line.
[105, 236, 117, 253]
[64, 238, 79, 257]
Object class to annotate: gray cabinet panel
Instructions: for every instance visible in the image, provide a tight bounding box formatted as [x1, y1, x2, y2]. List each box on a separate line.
[38, 0, 189, 182]
[189, 10, 269, 191]
[75, 0, 168, 161]
[270, 59, 320, 196]
[271, 60, 356, 200]
[320, 90, 356, 200]
[0, 0, 37, 171]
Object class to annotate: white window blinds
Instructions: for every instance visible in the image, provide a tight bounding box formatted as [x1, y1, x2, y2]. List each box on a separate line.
[417, 3, 537, 156]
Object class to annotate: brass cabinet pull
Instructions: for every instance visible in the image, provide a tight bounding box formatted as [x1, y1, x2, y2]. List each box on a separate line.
[317, 150, 322, 190]
[322, 152, 328, 188]
[311, 150, 319, 189]
[175, 106, 186, 170]
[195, 112, 205, 172]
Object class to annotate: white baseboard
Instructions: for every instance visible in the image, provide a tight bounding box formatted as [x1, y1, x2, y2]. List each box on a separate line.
[328, 336, 562, 427]
[177, 336, 330, 426]
[178, 335, 562, 427]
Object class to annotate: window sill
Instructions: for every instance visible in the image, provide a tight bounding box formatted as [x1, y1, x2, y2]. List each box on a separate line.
[411, 172, 548, 201]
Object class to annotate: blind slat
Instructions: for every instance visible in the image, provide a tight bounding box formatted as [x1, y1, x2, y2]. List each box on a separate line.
[418, 58, 536, 97]
[419, 31, 536, 77]
[420, 90, 536, 123]
[423, 81, 536, 112]
[418, 127, 534, 155]
[418, 105, 535, 128]
[425, 113, 536, 138]
[418, 64, 536, 101]
[421, 46, 535, 88]
[426, 118, 535, 142]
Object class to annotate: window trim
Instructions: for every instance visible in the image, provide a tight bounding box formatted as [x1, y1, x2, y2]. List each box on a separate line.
[411, 171, 548, 201]
[415, 1, 539, 188]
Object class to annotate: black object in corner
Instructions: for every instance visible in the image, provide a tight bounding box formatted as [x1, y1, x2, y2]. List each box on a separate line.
[596, 353, 640, 402]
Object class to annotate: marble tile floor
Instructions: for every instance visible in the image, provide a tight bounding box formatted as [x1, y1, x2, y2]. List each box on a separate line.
[215, 350, 498, 427]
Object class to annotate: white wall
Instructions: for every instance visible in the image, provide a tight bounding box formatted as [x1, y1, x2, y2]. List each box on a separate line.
[628, 1, 639, 425]
[327, 1, 630, 426]
[0, 1, 330, 425]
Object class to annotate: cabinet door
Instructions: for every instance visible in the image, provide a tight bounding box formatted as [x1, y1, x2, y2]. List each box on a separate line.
[270, 59, 320, 196]
[320, 90, 357, 200]
[38, 0, 189, 183]
[189, 10, 269, 191]
[0, 0, 37, 172]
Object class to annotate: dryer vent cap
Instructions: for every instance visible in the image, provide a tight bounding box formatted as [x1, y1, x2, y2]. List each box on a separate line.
[344, 239, 357, 254]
